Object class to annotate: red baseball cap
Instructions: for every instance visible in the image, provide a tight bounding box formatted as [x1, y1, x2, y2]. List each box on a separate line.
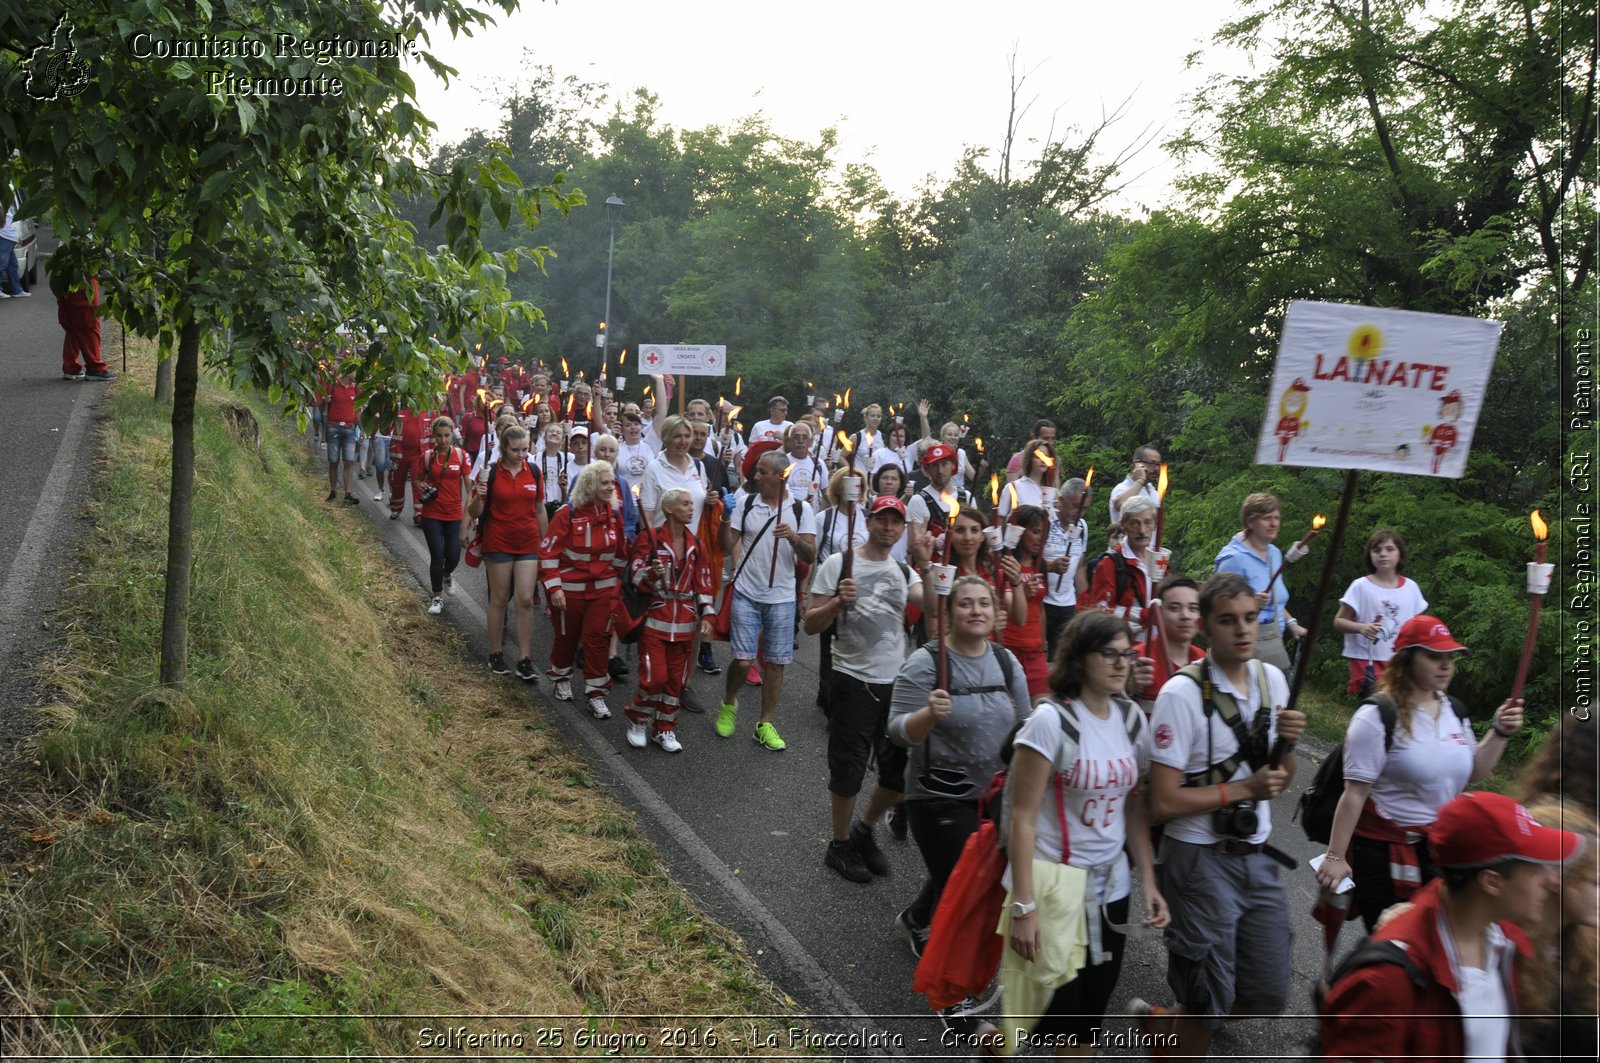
[1429, 792, 1583, 869]
[868, 495, 907, 519]
[1394, 614, 1468, 654]
[920, 444, 957, 469]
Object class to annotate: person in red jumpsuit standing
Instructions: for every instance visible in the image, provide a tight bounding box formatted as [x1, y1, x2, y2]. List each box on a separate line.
[624, 486, 714, 752]
[57, 276, 115, 381]
[388, 406, 431, 524]
[1427, 390, 1462, 474]
[541, 460, 626, 719]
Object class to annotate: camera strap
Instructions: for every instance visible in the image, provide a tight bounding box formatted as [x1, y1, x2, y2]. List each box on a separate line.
[1179, 658, 1271, 787]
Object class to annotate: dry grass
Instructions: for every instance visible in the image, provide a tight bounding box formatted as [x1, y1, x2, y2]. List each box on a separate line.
[0, 337, 800, 1058]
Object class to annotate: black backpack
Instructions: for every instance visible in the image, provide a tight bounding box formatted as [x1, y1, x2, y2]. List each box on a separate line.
[1297, 693, 1471, 844]
[1086, 550, 1145, 608]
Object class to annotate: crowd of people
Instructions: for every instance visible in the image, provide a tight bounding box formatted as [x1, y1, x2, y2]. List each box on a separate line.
[304, 352, 1593, 1060]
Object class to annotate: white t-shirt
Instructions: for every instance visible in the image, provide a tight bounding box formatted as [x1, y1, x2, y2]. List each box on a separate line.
[809, 552, 919, 684]
[536, 451, 575, 505]
[1043, 515, 1089, 607]
[1010, 699, 1148, 902]
[745, 418, 793, 446]
[729, 491, 817, 604]
[1343, 695, 1473, 827]
[614, 438, 655, 486]
[851, 429, 885, 473]
[815, 506, 869, 568]
[997, 476, 1044, 519]
[784, 454, 826, 503]
[1450, 922, 1513, 1063]
[871, 447, 914, 481]
[1109, 477, 1159, 524]
[1339, 575, 1429, 662]
[639, 453, 709, 533]
[1149, 659, 1289, 845]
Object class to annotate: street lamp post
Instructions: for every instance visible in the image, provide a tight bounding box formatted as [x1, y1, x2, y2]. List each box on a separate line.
[600, 193, 624, 383]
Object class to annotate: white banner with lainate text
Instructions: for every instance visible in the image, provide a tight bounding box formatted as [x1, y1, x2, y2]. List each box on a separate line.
[1255, 300, 1501, 478]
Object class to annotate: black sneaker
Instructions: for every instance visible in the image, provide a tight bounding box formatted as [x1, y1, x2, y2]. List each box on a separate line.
[825, 839, 872, 884]
[515, 657, 537, 683]
[326, 490, 338, 502]
[608, 655, 629, 678]
[488, 652, 511, 676]
[83, 369, 116, 381]
[888, 802, 908, 841]
[894, 909, 929, 959]
[850, 820, 891, 876]
[697, 646, 722, 675]
[343, 493, 360, 505]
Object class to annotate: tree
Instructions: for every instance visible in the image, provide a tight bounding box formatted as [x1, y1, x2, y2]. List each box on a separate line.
[0, 1, 577, 689]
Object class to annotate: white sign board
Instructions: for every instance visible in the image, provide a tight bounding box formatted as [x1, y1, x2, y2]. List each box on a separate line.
[1255, 301, 1501, 478]
[637, 344, 727, 377]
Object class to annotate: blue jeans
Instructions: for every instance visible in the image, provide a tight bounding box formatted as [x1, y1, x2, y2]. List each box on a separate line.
[0, 236, 20, 294]
[729, 594, 796, 665]
[366, 433, 390, 476]
[420, 517, 462, 595]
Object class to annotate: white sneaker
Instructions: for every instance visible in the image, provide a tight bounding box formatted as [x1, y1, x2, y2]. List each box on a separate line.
[372, 492, 384, 502]
[426, 596, 444, 615]
[0, 290, 10, 299]
[445, 575, 456, 595]
[626, 722, 648, 748]
[652, 730, 683, 753]
[588, 695, 611, 720]
[11, 290, 31, 297]
[553, 679, 573, 701]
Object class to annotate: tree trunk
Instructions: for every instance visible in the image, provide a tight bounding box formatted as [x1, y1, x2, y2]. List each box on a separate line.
[155, 354, 173, 402]
[158, 318, 201, 688]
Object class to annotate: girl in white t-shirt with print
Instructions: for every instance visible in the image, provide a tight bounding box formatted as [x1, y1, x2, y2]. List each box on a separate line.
[1333, 528, 1429, 694]
[991, 611, 1169, 1052]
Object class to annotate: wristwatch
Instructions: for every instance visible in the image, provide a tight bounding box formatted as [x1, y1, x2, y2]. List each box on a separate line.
[1010, 900, 1037, 919]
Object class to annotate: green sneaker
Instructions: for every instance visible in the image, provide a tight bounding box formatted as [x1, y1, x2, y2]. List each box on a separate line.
[753, 721, 787, 751]
[715, 702, 738, 738]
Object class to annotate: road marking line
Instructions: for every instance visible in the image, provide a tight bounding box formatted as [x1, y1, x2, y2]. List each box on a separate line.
[0, 390, 93, 669]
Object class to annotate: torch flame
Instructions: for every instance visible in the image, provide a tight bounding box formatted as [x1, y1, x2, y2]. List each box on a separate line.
[1033, 448, 1055, 470]
[521, 394, 535, 413]
[474, 342, 482, 352]
[837, 430, 855, 454]
[1085, 465, 1095, 490]
[735, 376, 742, 397]
[948, 498, 961, 524]
[1156, 463, 1169, 501]
[619, 348, 627, 367]
[1007, 482, 1020, 510]
[1531, 509, 1548, 540]
[584, 400, 593, 422]
[843, 386, 852, 409]
[476, 387, 490, 408]
[1312, 514, 1328, 530]
[962, 412, 970, 424]
[974, 438, 985, 454]
[990, 474, 1000, 507]
[560, 357, 569, 377]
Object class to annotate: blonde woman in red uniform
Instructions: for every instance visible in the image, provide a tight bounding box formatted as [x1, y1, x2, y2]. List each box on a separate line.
[624, 487, 714, 753]
[468, 425, 547, 682]
[541, 461, 626, 719]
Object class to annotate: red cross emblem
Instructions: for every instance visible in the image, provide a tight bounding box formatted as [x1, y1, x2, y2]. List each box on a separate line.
[645, 350, 662, 367]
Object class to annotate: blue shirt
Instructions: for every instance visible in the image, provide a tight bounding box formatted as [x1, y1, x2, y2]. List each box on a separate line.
[1214, 534, 1287, 632]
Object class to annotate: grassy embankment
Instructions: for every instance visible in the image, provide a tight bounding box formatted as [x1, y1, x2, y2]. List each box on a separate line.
[0, 338, 801, 1057]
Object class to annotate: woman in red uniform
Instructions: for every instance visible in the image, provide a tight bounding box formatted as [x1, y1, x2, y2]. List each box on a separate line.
[468, 425, 547, 681]
[624, 487, 714, 753]
[541, 460, 626, 719]
[417, 415, 474, 615]
[999, 504, 1050, 697]
[947, 505, 1024, 643]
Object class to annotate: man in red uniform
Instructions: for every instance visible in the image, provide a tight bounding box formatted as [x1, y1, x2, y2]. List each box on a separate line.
[1427, 390, 1462, 475]
[321, 371, 362, 504]
[57, 276, 115, 381]
[388, 407, 431, 523]
[1319, 791, 1579, 1062]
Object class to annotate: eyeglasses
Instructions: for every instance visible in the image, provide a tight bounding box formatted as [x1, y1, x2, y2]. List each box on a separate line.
[1094, 649, 1139, 664]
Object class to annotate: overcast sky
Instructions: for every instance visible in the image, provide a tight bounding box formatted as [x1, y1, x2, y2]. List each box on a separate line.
[410, 0, 1246, 212]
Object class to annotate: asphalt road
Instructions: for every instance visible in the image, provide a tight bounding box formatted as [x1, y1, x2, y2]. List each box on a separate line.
[0, 238, 117, 762]
[358, 486, 1339, 1061]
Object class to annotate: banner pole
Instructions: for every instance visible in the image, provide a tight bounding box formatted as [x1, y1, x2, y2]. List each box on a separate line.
[677, 375, 685, 416]
[1287, 467, 1360, 712]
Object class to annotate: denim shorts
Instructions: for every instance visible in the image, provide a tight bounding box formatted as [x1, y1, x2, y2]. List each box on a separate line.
[482, 551, 539, 564]
[729, 593, 796, 665]
[326, 424, 358, 464]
